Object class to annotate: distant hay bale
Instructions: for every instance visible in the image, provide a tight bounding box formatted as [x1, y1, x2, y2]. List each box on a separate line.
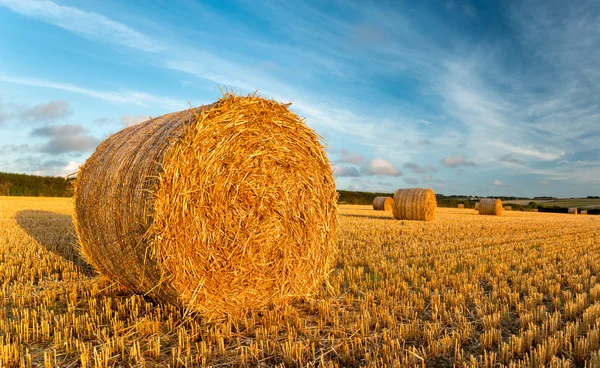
[532, 209, 539, 212]
[475, 203, 479, 211]
[504, 206, 512, 211]
[581, 210, 588, 215]
[568, 208, 578, 214]
[373, 196, 393, 211]
[392, 188, 436, 221]
[479, 198, 503, 216]
[74, 93, 338, 319]
[457, 204, 465, 209]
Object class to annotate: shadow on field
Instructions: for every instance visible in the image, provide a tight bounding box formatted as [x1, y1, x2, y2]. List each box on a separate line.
[16, 210, 94, 276]
[340, 213, 395, 221]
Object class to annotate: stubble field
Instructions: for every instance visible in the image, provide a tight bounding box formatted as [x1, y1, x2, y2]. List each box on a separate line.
[1, 197, 600, 367]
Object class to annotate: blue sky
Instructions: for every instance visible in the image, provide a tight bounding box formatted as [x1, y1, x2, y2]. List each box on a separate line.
[0, 0, 598, 197]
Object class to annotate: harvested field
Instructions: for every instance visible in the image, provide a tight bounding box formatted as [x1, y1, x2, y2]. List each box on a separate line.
[2, 198, 600, 367]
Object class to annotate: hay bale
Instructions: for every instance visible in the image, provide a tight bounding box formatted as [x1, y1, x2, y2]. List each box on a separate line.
[457, 204, 465, 209]
[373, 196, 393, 211]
[532, 209, 539, 212]
[479, 198, 503, 216]
[568, 207, 578, 214]
[475, 203, 479, 211]
[74, 93, 338, 319]
[504, 206, 512, 211]
[581, 210, 588, 215]
[392, 188, 436, 221]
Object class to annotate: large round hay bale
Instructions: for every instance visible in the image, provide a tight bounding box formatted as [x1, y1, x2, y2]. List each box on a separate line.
[475, 203, 480, 211]
[74, 94, 338, 319]
[392, 188, 436, 221]
[581, 210, 588, 215]
[504, 205, 512, 211]
[479, 198, 503, 216]
[457, 204, 465, 209]
[568, 207, 578, 214]
[373, 196, 393, 211]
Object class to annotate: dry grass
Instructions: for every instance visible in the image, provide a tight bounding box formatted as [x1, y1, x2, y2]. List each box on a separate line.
[479, 199, 503, 216]
[3, 198, 600, 367]
[74, 93, 338, 320]
[392, 188, 437, 221]
[372, 197, 393, 211]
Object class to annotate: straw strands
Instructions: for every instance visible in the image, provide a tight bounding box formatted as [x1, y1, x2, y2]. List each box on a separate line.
[568, 208, 578, 214]
[74, 93, 338, 319]
[392, 188, 436, 221]
[479, 199, 503, 216]
[373, 196, 393, 211]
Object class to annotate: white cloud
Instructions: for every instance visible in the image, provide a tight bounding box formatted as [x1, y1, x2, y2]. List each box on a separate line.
[121, 114, 151, 127]
[493, 180, 506, 187]
[362, 158, 402, 176]
[61, 161, 82, 176]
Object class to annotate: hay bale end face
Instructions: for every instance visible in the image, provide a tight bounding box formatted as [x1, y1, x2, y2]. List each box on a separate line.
[392, 188, 436, 221]
[373, 196, 393, 211]
[568, 207, 578, 214]
[581, 210, 588, 215]
[479, 198, 503, 216]
[74, 94, 338, 319]
[457, 204, 465, 209]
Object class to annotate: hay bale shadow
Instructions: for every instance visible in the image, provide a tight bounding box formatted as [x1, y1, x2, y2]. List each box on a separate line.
[16, 210, 94, 276]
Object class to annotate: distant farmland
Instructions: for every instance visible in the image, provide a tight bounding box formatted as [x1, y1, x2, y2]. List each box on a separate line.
[504, 198, 600, 209]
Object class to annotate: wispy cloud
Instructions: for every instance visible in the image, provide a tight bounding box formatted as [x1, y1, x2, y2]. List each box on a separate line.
[0, 0, 162, 52]
[0, 74, 186, 110]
